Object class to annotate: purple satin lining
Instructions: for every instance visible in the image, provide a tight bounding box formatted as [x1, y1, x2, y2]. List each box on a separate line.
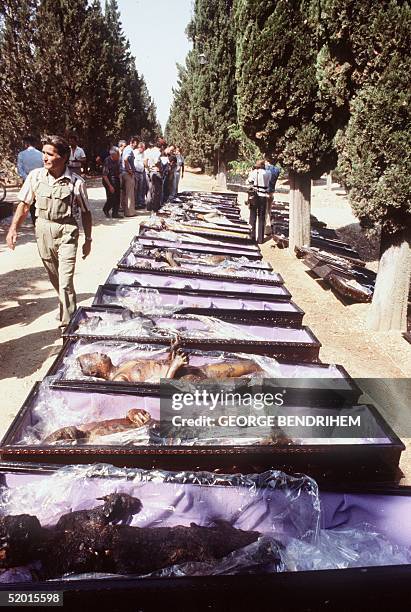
[102, 289, 297, 311]
[107, 270, 287, 296]
[139, 238, 259, 257]
[1, 472, 409, 547]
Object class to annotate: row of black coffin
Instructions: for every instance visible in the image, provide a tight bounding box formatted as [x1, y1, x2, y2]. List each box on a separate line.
[269, 200, 382, 303]
[0, 191, 404, 483]
[0, 191, 409, 608]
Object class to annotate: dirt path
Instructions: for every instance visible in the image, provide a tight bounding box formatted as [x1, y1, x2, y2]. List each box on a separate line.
[0, 172, 410, 480]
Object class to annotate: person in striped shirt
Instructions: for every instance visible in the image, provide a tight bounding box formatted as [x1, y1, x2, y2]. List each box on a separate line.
[6, 135, 92, 331]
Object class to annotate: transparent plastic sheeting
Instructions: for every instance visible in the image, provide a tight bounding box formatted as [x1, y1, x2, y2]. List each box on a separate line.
[75, 310, 290, 343]
[123, 252, 277, 280]
[112, 286, 291, 315]
[143, 215, 245, 234]
[60, 339, 287, 383]
[115, 286, 180, 316]
[16, 378, 158, 448]
[131, 239, 269, 269]
[169, 211, 240, 229]
[0, 464, 409, 584]
[141, 228, 259, 250]
[15, 378, 385, 448]
[108, 270, 288, 296]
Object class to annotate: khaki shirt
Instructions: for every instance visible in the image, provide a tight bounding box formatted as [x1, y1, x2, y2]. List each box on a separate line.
[18, 167, 89, 220]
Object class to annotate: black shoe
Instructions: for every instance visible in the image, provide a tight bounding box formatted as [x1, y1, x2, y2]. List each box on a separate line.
[103, 209, 110, 218]
[112, 213, 123, 218]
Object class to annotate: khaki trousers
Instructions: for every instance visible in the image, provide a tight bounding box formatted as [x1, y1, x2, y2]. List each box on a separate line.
[35, 217, 79, 327]
[122, 172, 136, 216]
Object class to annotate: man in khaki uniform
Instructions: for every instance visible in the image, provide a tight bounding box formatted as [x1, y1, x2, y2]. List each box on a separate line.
[6, 135, 92, 330]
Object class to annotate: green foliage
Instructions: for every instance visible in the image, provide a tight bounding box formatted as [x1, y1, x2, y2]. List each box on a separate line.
[324, 0, 411, 233]
[166, 58, 198, 162]
[227, 123, 261, 178]
[167, 0, 238, 173]
[0, 0, 39, 158]
[0, 0, 160, 163]
[234, 0, 345, 178]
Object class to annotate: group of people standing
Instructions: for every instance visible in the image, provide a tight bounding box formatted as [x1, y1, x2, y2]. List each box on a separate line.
[247, 158, 280, 244]
[102, 137, 184, 219]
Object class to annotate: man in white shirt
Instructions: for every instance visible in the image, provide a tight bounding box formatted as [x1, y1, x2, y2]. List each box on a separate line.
[120, 136, 138, 216]
[134, 141, 146, 209]
[68, 134, 86, 174]
[143, 140, 161, 171]
[16, 136, 44, 226]
[118, 140, 127, 211]
[247, 160, 270, 244]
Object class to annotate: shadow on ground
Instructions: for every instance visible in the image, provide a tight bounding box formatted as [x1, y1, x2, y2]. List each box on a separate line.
[0, 281, 94, 330]
[0, 327, 62, 381]
[0, 267, 48, 312]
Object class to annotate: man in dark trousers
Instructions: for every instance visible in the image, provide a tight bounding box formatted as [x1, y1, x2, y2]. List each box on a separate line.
[102, 146, 121, 218]
[247, 160, 270, 244]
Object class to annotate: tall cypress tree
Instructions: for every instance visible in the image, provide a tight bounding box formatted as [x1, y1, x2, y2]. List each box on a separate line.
[0, 0, 39, 159]
[77, 0, 113, 157]
[322, 0, 411, 331]
[167, 1, 238, 179]
[0, 0, 170, 166]
[103, 0, 160, 142]
[234, 0, 347, 250]
[136, 76, 162, 141]
[32, 0, 90, 137]
[187, 0, 238, 184]
[166, 58, 197, 160]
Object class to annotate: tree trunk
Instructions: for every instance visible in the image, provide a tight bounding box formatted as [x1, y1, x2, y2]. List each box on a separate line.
[216, 159, 227, 190]
[366, 226, 411, 331]
[288, 171, 311, 254]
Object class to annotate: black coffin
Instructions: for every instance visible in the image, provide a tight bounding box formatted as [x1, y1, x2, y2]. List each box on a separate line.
[139, 221, 252, 242]
[92, 285, 301, 325]
[137, 236, 263, 259]
[120, 243, 273, 271]
[103, 268, 287, 300]
[116, 253, 282, 286]
[2, 379, 399, 479]
[0, 464, 410, 611]
[63, 307, 310, 344]
[46, 335, 322, 393]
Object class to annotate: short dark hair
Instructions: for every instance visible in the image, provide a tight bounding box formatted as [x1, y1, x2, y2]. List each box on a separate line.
[130, 135, 139, 144]
[23, 135, 37, 147]
[41, 135, 70, 160]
